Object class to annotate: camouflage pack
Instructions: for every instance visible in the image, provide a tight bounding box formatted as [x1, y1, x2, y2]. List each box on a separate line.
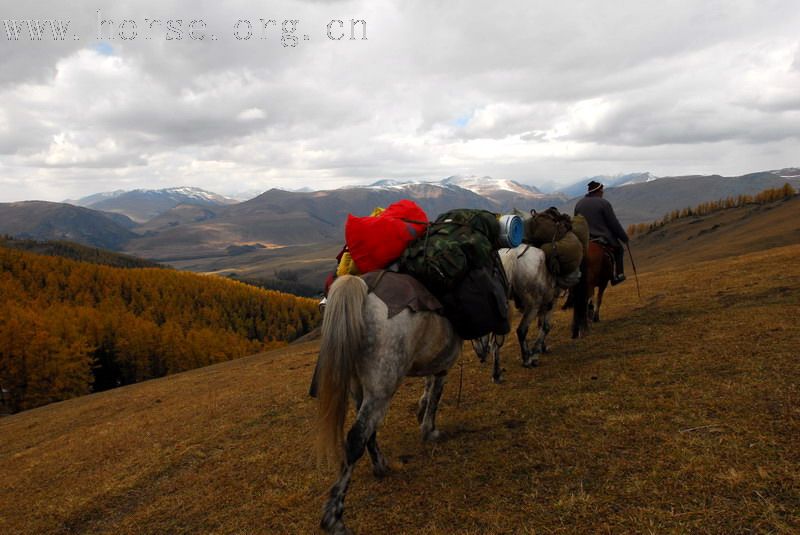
[399, 209, 501, 296]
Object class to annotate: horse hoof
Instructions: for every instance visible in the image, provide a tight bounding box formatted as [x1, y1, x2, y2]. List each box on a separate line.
[321, 511, 348, 535]
[492, 375, 504, 384]
[423, 429, 442, 442]
[372, 464, 390, 479]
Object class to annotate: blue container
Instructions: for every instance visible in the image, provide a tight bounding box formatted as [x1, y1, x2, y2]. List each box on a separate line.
[498, 214, 524, 248]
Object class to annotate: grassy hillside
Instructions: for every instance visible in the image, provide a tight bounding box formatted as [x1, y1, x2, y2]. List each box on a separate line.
[560, 174, 800, 227]
[1, 239, 797, 532]
[629, 195, 800, 273]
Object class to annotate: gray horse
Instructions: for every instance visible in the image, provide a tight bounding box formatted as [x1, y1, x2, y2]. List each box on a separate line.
[316, 274, 462, 534]
[474, 244, 559, 372]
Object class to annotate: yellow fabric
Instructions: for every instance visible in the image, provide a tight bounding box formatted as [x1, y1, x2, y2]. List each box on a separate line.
[337, 253, 360, 276]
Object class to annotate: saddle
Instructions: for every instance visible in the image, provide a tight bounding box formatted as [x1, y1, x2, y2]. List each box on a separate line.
[590, 238, 617, 268]
[590, 237, 613, 249]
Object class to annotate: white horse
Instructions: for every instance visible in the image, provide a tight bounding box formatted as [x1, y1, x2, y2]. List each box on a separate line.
[474, 245, 559, 372]
[316, 274, 463, 534]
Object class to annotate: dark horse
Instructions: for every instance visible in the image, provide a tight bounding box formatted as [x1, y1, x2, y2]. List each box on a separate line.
[570, 240, 614, 338]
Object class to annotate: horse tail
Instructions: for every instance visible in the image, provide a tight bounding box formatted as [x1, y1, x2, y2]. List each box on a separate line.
[571, 260, 589, 338]
[316, 274, 367, 466]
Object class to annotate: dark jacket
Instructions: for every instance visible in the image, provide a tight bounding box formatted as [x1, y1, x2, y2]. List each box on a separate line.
[574, 195, 629, 247]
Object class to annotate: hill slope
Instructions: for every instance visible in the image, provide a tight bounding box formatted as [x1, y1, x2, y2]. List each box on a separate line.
[0, 201, 137, 250]
[0, 235, 163, 269]
[1, 240, 798, 532]
[560, 172, 800, 227]
[629, 195, 800, 273]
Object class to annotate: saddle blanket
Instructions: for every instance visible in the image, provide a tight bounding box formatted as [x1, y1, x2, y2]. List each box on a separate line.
[361, 270, 443, 318]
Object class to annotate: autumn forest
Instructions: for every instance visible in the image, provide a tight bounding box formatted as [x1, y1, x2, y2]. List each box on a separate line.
[0, 245, 321, 413]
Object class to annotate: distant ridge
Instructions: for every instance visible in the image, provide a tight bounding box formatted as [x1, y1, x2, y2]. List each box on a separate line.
[69, 187, 237, 223]
[556, 172, 659, 197]
[559, 171, 800, 227]
[0, 235, 163, 269]
[3, 168, 797, 286]
[363, 175, 566, 211]
[0, 201, 137, 250]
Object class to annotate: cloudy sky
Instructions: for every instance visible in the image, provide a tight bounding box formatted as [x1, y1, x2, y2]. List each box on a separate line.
[1, 0, 799, 201]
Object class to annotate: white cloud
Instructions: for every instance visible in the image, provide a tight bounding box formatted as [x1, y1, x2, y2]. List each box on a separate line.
[1, 0, 799, 201]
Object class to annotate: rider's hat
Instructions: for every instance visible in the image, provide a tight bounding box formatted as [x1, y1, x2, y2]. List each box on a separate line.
[587, 181, 604, 194]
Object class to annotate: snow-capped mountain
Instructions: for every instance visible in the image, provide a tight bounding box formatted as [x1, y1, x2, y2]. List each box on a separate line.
[69, 187, 237, 223]
[769, 167, 800, 179]
[558, 172, 660, 198]
[614, 172, 660, 187]
[441, 175, 544, 195]
[363, 175, 565, 211]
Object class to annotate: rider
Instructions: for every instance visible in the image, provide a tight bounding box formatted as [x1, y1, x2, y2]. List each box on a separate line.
[574, 180, 629, 285]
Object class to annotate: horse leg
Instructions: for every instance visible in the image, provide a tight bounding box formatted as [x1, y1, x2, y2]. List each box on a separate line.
[594, 283, 607, 322]
[532, 303, 554, 356]
[420, 374, 447, 442]
[417, 377, 433, 424]
[366, 432, 389, 479]
[321, 398, 389, 535]
[517, 306, 538, 367]
[354, 387, 389, 479]
[562, 288, 574, 310]
[492, 334, 505, 384]
[537, 317, 551, 354]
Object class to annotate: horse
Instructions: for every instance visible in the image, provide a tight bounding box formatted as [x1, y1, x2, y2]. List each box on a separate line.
[316, 274, 463, 534]
[570, 240, 614, 338]
[473, 244, 559, 373]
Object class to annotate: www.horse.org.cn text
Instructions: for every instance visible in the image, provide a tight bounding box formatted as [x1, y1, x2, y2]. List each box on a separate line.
[1, 11, 368, 47]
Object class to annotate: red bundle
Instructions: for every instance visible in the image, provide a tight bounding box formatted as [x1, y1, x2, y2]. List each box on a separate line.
[345, 199, 428, 274]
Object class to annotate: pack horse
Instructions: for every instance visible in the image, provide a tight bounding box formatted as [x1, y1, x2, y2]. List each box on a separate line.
[473, 244, 560, 373]
[315, 274, 463, 534]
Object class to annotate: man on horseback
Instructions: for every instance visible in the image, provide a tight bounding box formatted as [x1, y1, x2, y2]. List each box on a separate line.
[574, 180, 629, 285]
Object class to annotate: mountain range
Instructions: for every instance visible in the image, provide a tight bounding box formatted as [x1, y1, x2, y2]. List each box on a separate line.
[66, 187, 237, 223]
[556, 172, 660, 198]
[1, 168, 798, 286]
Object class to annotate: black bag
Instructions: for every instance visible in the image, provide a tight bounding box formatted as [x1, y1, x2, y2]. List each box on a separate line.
[439, 257, 510, 340]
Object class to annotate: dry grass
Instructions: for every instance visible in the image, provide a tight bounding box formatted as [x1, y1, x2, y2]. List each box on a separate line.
[1, 244, 798, 534]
